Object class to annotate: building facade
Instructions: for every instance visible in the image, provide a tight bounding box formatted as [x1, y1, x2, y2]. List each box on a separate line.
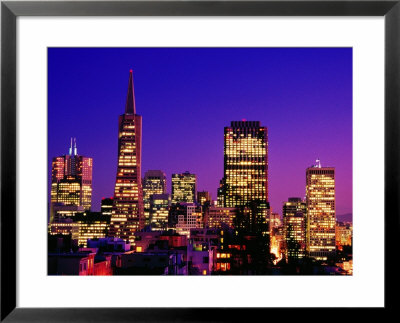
[109, 70, 144, 243]
[101, 197, 114, 217]
[143, 170, 167, 226]
[50, 138, 93, 217]
[171, 172, 197, 204]
[149, 194, 170, 231]
[216, 179, 225, 207]
[336, 221, 352, 249]
[204, 206, 236, 229]
[222, 121, 268, 208]
[283, 197, 307, 261]
[306, 162, 336, 260]
[169, 203, 203, 237]
[50, 204, 84, 223]
[197, 191, 212, 206]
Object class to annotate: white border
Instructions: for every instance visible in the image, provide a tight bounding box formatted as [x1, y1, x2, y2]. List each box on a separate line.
[17, 17, 384, 307]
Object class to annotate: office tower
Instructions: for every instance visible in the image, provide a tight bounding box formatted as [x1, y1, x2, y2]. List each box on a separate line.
[204, 206, 236, 229]
[171, 172, 197, 204]
[306, 161, 336, 260]
[222, 121, 268, 207]
[283, 198, 307, 260]
[149, 194, 170, 231]
[75, 212, 111, 247]
[55, 176, 82, 206]
[197, 191, 212, 206]
[50, 138, 93, 217]
[143, 170, 167, 226]
[101, 197, 114, 217]
[216, 179, 225, 207]
[109, 70, 144, 243]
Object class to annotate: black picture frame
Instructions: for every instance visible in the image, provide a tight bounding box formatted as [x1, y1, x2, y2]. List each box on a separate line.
[1, 0, 398, 321]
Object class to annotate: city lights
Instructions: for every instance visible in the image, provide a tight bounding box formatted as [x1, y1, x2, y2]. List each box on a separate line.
[48, 58, 352, 276]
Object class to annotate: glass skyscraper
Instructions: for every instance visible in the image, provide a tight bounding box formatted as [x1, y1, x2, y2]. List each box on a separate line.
[143, 170, 167, 226]
[306, 161, 336, 260]
[283, 197, 307, 260]
[222, 121, 268, 207]
[171, 172, 197, 204]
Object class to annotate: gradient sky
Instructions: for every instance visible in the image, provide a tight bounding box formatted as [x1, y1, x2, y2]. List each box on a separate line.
[48, 48, 352, 221]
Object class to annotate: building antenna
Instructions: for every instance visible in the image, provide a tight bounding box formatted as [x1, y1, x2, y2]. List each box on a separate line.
[69, 137, 73, 155]
[74, 137, 77, 156]
[316, 158, 321, 168]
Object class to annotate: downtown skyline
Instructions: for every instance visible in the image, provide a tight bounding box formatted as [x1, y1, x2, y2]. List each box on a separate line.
[48, 47, 352, 220]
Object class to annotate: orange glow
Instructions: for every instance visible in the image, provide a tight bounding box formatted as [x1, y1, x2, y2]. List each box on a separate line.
[270, 235, 282, 265]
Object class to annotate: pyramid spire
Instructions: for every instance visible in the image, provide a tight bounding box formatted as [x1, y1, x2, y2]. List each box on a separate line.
[125, 69, 136, 115]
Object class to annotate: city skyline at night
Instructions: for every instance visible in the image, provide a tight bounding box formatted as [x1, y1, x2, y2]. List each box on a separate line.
[48, 49, 353, 275]
[48, 48, 352, 220]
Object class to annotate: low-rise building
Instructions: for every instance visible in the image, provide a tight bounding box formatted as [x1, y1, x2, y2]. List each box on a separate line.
[48, 249, 111, 276]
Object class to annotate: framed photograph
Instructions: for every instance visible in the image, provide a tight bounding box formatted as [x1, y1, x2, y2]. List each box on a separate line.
[1, 0, 398, 321]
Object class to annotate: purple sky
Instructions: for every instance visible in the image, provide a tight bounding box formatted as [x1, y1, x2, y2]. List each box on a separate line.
[48, 48, 352, 221]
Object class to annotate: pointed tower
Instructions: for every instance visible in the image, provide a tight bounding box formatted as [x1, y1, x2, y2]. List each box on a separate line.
[109, 70, 144, 242]
[50, 138, 93, 221]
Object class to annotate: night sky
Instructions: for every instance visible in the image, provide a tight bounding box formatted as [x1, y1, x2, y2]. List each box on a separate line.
[48, 48, 352, 221]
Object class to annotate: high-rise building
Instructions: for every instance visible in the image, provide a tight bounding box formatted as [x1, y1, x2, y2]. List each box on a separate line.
[101, 197, 114, 217]
[75, 212, 111, 247]
[216, 179, 225, 207]
[55, 176, 82, 206]
[109, 70, 144, 243]
[197, 191, 212, 206]
[50, 138, 93, 218]
[204, 206, 236, 229]
[283, 198, 307, 261]
[171, 172, 197, 204]
[149, 194, 170, 231]
[306, 160, 336, 260]
[143, 170, 167, 226]
[222, 121, 268, 208]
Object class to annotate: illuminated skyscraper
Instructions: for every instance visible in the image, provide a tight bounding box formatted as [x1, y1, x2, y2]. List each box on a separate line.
[109, 70, 144, 243]
[216, 179, 225, 207]
[50, 138, 93, 217]
[222, 120, 268, 207]
[56, 176, 82, 206]
[75, 212, 111, 247]
[143, 170, 167, 226]
[283, 198, 306, 260]
[171, 172, 197, 204]
[306, 160, 336, 260]
[149, 194, 170, 231]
